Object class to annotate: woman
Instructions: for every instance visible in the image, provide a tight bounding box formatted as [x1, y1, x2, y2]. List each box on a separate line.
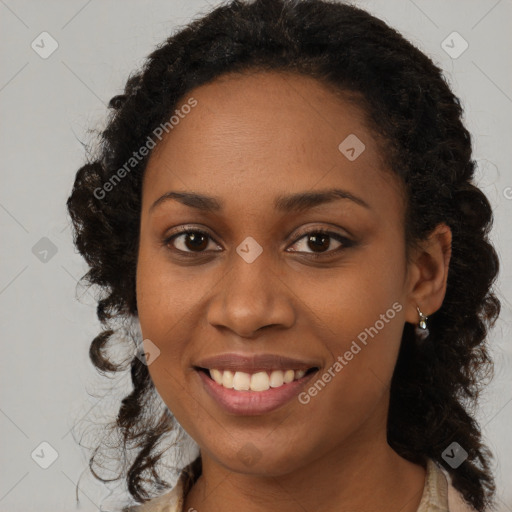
[66, 1, 501, 511]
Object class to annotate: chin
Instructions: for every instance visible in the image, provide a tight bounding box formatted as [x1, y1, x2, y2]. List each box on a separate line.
[207, 441, 313, 477]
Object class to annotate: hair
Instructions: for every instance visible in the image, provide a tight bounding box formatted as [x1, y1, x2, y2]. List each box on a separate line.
[66, 0, 501, 510]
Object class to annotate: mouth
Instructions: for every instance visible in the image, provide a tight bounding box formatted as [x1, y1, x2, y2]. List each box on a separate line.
[193, 359, 320, 415]
[195, 366, 319, 392]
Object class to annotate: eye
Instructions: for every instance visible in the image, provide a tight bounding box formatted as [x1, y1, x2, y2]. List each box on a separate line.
[163, 228, 221, 255]
[163, 226, 354, 258]
[288, 229, 353, 258]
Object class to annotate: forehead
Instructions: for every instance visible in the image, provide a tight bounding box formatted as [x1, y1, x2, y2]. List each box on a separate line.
[142, 70, 404, 217]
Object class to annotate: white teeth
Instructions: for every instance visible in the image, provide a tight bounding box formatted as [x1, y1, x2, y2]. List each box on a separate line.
[210, 368, 223, 385]
[269, 370, 284, 388]
[222, 370, 234, 389]
[283, 369, 295, 383]
[233, 371, 251, 391]
[250, 371, 270, 391]
[207, 368, 310, 391]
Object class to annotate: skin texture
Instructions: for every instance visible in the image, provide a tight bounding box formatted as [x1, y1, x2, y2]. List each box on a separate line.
[136, 71, 452, 512]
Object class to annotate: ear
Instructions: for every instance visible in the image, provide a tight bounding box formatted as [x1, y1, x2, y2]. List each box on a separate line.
[404, 223, 452, 324]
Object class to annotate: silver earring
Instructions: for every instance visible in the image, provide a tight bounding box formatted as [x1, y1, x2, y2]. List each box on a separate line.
[415, 306, 429, 341]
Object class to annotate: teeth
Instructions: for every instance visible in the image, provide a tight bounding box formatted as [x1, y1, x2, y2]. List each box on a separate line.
[250, 371, 270, 391]
[295, 369, 306, 380]
[283, 369, 295, 383]
[269, 370, 284, 388]
[233, 371, 251, 391]
[222, 370, 234, 389]
[207, 368, 309, 392]
[210, 368, 223, 385]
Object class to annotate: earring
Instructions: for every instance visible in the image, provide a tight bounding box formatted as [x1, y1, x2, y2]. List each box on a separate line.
[415, 306, 429, 341]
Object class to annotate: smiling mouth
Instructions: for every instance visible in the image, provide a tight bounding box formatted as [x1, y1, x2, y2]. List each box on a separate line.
[196, 367, 319, 392]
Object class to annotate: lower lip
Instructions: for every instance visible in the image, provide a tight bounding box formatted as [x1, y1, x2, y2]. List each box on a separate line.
[197, 369, 317, 415]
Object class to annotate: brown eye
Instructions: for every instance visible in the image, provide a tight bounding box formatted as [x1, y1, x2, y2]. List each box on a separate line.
[306, 233, 333, 252]
[163, 227, 354, 259]
[288, 230, 354, 258]
[165, 229, 219, 253]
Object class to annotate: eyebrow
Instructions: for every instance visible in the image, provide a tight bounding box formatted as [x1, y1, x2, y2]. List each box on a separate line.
[149, 188, 371, 214]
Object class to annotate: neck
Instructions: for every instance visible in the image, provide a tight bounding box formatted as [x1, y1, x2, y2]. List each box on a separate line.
[184, 434, 426, 512]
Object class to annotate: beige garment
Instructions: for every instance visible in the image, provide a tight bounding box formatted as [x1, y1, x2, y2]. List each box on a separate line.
[125, 457, 477, 512]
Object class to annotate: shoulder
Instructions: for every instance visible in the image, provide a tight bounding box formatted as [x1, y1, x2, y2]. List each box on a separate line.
[445, 472, 479, 512]
[420, 458, 478, 512]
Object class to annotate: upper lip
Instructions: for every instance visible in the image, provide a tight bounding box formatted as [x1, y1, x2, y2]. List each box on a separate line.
[194, 353, 320, 372]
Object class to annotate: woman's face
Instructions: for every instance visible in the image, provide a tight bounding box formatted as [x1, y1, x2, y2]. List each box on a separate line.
[136, 70, 418, 475]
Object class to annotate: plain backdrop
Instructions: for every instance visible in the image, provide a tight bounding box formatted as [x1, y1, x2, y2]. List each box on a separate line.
[1, 0, 511, 511]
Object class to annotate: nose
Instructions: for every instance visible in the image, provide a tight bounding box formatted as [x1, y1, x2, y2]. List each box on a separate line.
[206, 249, 296, 339]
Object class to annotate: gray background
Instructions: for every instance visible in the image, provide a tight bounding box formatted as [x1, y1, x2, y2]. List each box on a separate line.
[1, 0, 511, 510]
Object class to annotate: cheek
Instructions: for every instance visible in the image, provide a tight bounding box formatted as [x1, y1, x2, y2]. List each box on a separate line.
[300, 241, 406, 402]
[295, 292, 404, 436]
[136, 251, 187, 395]
[303, 251, 405, 346]
[136, 246, 221, 424]
[136, 243, 197, 332]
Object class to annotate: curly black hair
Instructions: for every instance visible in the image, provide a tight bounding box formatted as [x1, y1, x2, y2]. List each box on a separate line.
[66, 0, 501, 510]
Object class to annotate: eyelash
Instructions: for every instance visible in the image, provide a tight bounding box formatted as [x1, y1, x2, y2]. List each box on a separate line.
[162, 226, 354, 260]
